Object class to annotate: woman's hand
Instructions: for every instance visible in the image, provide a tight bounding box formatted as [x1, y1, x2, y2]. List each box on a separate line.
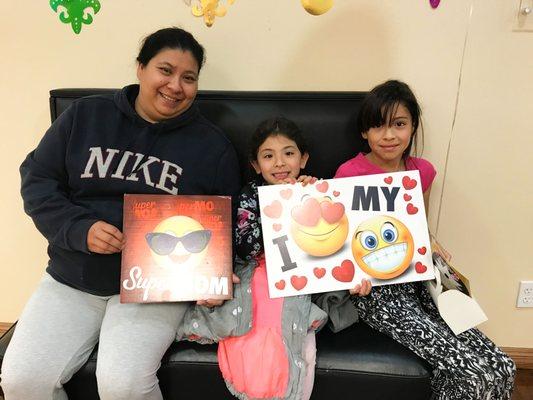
[87, 221, 125, 254]
[196, 273, 241, 308]
[349, 278, 372, 296]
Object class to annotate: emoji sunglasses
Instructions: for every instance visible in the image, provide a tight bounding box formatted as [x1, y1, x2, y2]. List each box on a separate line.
[145, 230, 212, 255]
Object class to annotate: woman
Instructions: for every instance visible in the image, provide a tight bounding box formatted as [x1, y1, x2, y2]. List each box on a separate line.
[1, 27, 240, 400]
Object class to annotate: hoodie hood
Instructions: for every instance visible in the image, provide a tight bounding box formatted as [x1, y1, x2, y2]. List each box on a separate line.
[114, 84, 200, 132]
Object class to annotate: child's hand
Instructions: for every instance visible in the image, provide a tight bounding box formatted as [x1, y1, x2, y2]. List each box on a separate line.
[296, 175, 317, 187]
[279, 175, 317, 186]
[196, 298, 224, 308]
[196, 273, 240, 308]
[349, 278, 372, 296]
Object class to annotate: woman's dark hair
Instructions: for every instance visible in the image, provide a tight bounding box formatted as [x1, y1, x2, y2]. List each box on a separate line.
[356, 80, 423, 158]
[249, 117, 309, 161]
[136, 27, 205, 71]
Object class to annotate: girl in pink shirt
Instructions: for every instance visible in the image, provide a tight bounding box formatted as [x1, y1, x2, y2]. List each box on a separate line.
[335, 80, 515, 400]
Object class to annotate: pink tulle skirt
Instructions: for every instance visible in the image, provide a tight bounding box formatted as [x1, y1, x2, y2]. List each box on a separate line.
[218, 259, 289, 398]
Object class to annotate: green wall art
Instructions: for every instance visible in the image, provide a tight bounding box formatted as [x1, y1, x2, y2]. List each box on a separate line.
[50, 0, 101, 34]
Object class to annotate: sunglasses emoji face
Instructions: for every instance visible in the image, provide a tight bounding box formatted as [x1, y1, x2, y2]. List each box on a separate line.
[146, 216, 211, 270]
[351, 215, 414, 280]
[290, 196, 349, 257]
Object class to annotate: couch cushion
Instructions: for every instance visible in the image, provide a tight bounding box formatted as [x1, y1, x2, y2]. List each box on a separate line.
[31, 322, 432, 399]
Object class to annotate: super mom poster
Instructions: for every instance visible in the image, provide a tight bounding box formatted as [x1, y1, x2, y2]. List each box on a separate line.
[257, 171, 435, 298]
[121, 194, 233, 303]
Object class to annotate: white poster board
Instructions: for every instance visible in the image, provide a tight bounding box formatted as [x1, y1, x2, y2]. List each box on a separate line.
[258, 171, 435, 298]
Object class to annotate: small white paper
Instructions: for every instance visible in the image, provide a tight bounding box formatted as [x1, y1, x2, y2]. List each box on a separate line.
[426, 263, 487, 336]
[437, 290, 488, 335]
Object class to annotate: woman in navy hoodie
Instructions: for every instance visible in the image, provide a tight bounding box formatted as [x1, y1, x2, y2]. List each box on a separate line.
[1, 27, 240, 400]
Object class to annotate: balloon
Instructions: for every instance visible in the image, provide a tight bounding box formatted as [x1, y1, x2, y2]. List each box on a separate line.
[301, 0, 334, 16]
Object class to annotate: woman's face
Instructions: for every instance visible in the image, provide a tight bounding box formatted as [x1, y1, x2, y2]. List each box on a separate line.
[136, 48, 199, 122]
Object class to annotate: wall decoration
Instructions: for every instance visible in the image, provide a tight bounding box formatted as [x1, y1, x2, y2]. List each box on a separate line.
[430, 0, 441, 9]
[49, 0, 101, 34]
[301, 0, 334, 16]
[190, 0, 235, 27]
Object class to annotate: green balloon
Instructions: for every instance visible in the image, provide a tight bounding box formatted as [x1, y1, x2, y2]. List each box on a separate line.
[50, 0, 101, 34]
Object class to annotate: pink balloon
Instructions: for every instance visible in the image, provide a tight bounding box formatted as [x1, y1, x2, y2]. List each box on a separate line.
[430, 0, 441, 8]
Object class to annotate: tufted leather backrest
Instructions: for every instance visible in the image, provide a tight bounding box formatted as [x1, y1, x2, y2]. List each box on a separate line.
[50, 89, 367, 181]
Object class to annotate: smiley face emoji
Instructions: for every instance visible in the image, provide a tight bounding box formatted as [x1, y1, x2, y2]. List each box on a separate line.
[146, 216, 211, 270]
[351, 216, 414, 280]
[290, 196, 349, 257]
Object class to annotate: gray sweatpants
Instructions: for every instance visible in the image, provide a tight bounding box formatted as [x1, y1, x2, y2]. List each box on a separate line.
[0, 273, 189, 400]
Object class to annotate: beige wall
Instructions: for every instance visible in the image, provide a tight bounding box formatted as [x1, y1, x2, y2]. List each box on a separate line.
[0, 0, 531, 347]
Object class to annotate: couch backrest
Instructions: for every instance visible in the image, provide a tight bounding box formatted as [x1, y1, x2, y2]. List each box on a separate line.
[50, 89, 367, 180]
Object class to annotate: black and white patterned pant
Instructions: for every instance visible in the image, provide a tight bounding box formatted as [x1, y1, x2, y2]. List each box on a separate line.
[352, 283, 516, 400]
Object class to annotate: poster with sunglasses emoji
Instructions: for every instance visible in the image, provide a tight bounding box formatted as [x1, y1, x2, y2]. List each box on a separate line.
[257, 171, 435, 298]
[121, 194, 233, 303]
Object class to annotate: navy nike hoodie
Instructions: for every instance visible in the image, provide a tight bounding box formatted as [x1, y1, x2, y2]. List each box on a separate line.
[20, 85, 241, 295]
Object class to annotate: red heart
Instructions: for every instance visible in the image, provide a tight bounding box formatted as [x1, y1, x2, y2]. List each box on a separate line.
[333, 191, 340, 197]
[313, 267, 326, 279]
[291, 275, 308, 291]
[403, 194, 412, 201]
[263, 200, 282, 219]
[402, 176, 418, 190]
[273, 223, 282, 232]
[291, 197, 321, 226]
[320, 201, 345, 224]
[280, 188, 292, 200]
[275, 279, 286, 290]
[415, 262, 427, 273]
[406, 203, 418, 215]
[331, 260, 355, 282]
[417, 246, 427, 255]
[316, 181, 329, 193]
[384, 176, 393, 184]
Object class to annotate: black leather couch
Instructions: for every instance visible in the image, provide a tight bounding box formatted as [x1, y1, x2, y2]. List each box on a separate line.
[0, 89, 433, 400]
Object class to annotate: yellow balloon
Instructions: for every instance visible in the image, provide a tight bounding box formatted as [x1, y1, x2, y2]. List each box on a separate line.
[301, 0, 334, 16]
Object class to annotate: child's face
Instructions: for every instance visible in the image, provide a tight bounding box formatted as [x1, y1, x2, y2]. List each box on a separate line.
[363, 103, 413, 164]
[251, 134, 309, 185]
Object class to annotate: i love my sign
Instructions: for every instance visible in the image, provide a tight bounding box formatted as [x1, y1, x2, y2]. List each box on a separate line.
[257, 171, 435, 298]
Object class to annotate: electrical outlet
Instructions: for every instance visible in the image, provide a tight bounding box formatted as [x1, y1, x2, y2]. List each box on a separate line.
[516, 281, 533, 307]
